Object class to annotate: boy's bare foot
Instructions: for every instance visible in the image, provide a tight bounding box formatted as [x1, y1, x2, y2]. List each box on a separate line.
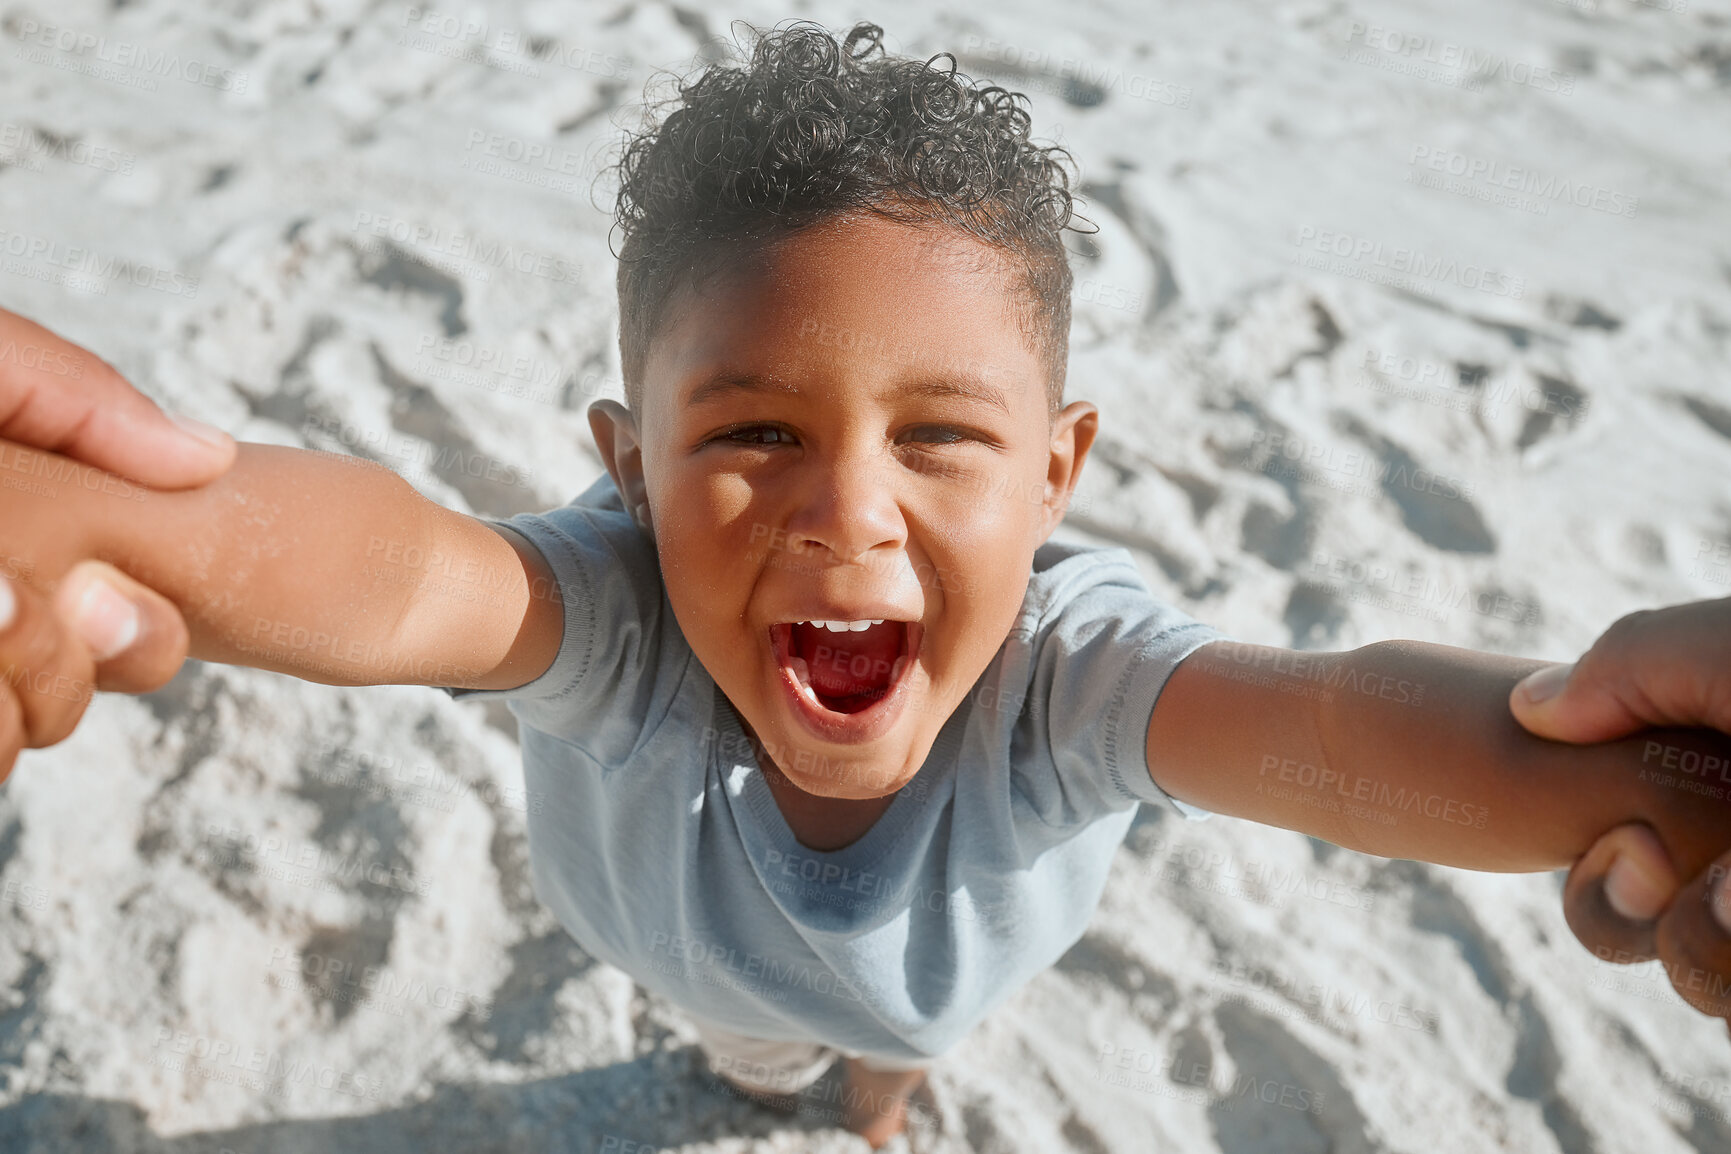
[841, 1058, 927, 1149]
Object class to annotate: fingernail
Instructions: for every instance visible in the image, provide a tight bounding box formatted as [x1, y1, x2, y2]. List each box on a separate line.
[170, 411, 234, 450]
[1517, 662, 1573, 706]
[71, 576, 140, 661]
[1714, 870, 1731, 936]
[1605, 851, 1669, 922]
[0, 576, 14, 631]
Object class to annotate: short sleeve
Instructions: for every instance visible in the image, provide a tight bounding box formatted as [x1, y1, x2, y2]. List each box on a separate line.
[1022, 544, 1229, 823]
[436, 472, 687, 755]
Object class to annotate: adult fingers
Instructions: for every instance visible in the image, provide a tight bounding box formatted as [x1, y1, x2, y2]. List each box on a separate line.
[53, 561, 190, 694]
[1508, 599, 1731, 744]
[1654, 847, 1731, 1019]
[0, 307, 236, 489]
[1563, 821, 1676, 966]
[1526, 599, 1731, 986]
[0, 573, 99, 785]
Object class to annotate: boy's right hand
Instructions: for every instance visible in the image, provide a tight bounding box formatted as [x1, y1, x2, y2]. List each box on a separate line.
[0, 305, 235, 780]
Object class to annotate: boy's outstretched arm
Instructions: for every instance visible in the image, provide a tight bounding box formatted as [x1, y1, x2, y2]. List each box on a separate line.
[1, 437, 563, 691]
[1146, 639, 1731, 880]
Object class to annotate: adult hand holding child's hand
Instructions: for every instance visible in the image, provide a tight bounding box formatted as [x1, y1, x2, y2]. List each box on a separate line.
[0, 306, 236, 781]
[1511, 598, 1731, 1025]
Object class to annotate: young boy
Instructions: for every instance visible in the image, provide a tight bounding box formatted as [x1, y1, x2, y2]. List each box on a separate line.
[5, 19, 1730, 1148]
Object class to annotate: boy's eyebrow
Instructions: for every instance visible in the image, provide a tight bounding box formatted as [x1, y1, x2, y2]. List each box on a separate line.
[686, 371, 1013, 415]
[686, 372, 799, 407]
[901, 377, 1012, 415]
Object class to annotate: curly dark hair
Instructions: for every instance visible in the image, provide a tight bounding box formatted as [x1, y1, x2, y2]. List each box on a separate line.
[609, 19, 1086, 414]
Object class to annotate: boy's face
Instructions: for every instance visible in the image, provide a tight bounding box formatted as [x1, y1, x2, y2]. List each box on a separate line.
[592, 213, 1096, 799]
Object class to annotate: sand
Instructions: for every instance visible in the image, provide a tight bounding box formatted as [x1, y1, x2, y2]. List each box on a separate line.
[1, 0, 1730, 1150]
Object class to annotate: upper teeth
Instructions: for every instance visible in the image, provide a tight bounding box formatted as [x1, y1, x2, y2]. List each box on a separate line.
[802, 619, 883, 632]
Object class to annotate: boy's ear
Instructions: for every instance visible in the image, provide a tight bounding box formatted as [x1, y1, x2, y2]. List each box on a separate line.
[1040, 400, 1098, 541]
[587, 400, 654, 537]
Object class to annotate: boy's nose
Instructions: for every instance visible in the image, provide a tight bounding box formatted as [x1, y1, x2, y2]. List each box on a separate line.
[779, 452, 906, 565]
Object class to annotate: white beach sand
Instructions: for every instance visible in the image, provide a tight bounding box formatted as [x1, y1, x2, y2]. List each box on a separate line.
[1, 0, 1730, 1150]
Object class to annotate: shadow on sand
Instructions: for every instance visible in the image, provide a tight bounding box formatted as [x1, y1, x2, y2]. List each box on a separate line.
[0, 1048, 873, 1154]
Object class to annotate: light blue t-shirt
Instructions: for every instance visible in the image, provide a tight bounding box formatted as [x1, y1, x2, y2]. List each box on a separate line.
[446, 473, 1225, 1063]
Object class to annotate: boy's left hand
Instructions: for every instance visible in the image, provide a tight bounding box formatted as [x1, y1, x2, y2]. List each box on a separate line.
[1512, 598, 1731, 1026]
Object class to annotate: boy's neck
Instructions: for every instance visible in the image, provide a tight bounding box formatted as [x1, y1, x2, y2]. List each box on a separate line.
[733, 708, 897, 852]
[761, 763, 898, 852]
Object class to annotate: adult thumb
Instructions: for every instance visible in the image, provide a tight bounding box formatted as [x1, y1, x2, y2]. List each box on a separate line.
[1508, 661, 1632, 744]
[0, 308, 236, 490]
[1509, 600, 1731, 745]
[53, 561, 190, 695]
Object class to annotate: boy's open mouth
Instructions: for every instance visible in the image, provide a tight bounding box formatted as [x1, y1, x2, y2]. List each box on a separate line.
[767, 618, 922, 732]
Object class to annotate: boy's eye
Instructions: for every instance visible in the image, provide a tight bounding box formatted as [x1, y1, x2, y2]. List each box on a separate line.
[707, 425, 979, 448]
[714, 424, 796, 446]
[899, 426, 975, 446]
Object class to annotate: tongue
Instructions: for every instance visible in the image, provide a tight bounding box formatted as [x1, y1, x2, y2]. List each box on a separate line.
[794, 622, 902, 699]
